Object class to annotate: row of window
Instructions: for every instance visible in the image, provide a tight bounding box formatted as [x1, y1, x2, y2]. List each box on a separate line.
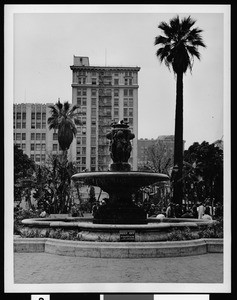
[76, 77, 134, 86]
[77, 71, 133, 77]
[30, 154, 46, 162]
[77, 88, 134, 97]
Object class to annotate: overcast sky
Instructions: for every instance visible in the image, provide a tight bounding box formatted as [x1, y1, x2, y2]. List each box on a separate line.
[9, 5, 230, 149]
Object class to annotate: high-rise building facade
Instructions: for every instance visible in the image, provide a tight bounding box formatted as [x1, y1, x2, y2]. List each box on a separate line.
[13, 103, 60, 164]
[69, 56, 140, 171]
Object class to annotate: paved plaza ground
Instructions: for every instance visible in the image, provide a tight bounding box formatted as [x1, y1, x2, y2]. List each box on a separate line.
[14, 252, 223, 283]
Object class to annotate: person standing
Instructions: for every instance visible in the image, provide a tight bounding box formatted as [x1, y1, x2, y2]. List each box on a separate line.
[197, 202, 205, 219]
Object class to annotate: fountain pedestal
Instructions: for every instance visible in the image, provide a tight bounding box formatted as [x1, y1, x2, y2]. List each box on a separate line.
[72, 121, 170, 225]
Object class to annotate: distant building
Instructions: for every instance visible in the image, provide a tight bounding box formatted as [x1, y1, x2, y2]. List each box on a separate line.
[138, 135, 185, 168]
[13, 103, 60, 164]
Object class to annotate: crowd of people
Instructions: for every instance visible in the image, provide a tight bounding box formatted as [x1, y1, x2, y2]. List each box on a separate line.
[154, 199, 223, 220]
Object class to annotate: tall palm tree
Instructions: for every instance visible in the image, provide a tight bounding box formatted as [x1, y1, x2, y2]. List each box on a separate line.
[48, 100, 82, 163]
[154, 15, 206, 205]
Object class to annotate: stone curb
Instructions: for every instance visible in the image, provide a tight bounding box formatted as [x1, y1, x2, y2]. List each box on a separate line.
[14, 237, 223, 258]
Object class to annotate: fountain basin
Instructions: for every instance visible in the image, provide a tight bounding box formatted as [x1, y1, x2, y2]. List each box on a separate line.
[72, 171, 169, 224]
[21, 217, 215, 242]
[72, 171, 169, 194]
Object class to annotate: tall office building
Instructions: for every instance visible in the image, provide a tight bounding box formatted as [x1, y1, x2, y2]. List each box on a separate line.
[70, 56, 140, 171]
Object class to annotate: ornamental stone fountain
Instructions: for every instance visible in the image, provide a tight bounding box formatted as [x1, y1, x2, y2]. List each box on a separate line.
[19, 120, 217, 255]
[72, 120, 169, 225]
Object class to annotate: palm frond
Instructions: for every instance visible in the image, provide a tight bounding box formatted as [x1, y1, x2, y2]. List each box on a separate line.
[154, 35, 170, 46]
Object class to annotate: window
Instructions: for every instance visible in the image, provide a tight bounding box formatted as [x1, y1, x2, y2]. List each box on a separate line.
[36, 133, 41, 140]
[129, 98, 133, 107]
[125, 78, 128, 85]
[114, 98, 119, 106]
[36, 122, 41, 129]
[82, 117, 87, 125]
[82, 157, 86, 165]
[77, 88, 82, 96]
[41, 154, 46, 161]
[77, 98, 82, 106]
[82, 107, 87, 115]
[31, 113, 35, 120]
[31, 133, 35, 140]
[22, 112, 26, 119]
[82, 137, 86, 145]
[31, 144, 34, 151]
[124, 89, 128, 97]
[35, 154, 41, 162]
[42, 144, 46, 151]
[42, 113, 46, 120]
[17, 112, 21, 119]
[92, 78, 97, 85]
[22, 122, 26, 129]
[36, 144, 41, 151]
[21, 144, 26, 150]
[82, 147, 86, 155]
[129, 118, 133, 125]
[114, 79, 119, 85]
[91, 118, 96, 126]
[77, 147, 81, 155]
[53, 144, 58, 151]
[91, 157, 96, 165]
[42, 133, 46, 140]
[30, 154, 34, 160]
[82, 127, 86, 134]
[16, 133, 21, 140]
[123, 108, 128, 117]
[128, 108, 133, 117]
[77, 137, 81, 145]
[129, 89, 133, 96]
[82, 89, 87, 96]
[22, 133, 26, 140]
[91, 98, 97, 106]
[91, 107, 96, 117]
[91, 147, 96, 155]
[91, 136, 96, 145]
[91, 126, 96, 135]
[114, 89, 119, 97]
[124, 99, 128, 107]
[53, 133, 58, 140]
[36, 112, 41, 120]
[82, 98, 87, 106]
[92, 89, 97, 96]
[16, 122, 21, 129]
[114, 108, 119, 117]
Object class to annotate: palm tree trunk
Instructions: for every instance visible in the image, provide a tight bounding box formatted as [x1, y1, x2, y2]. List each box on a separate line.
[172, 71, 184, 205]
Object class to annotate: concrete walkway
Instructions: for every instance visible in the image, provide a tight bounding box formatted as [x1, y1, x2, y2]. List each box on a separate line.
[14, 252, 223, 283]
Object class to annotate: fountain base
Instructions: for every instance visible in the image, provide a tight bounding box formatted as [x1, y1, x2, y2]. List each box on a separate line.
[93, 202, 147, 224]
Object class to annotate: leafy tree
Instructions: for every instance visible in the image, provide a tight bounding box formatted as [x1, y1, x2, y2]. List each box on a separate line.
[138, 140, 173, 175]
[33, 155, 79, 214]
[14, 144, 35, 206]
[154, 15, 206, 204]
[47, 100, 82, 162]
[183, 141, 223, 206]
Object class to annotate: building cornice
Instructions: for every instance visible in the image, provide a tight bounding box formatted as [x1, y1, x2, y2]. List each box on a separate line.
[70, 65, 141, 72]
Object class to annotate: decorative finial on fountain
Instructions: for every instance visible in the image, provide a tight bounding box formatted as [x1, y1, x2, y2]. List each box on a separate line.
[106, 119, 135, 171]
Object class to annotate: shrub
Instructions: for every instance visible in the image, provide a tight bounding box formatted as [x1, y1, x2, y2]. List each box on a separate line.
[14, 207, 40, 235]
[167, 227, 199, 241]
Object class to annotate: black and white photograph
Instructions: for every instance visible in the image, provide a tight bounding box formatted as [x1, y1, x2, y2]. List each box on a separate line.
[4, 4, 231, 295]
